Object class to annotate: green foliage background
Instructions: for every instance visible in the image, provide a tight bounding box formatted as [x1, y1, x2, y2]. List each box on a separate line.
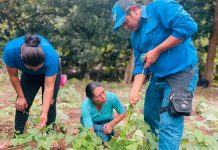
[0, 0, 217, 80]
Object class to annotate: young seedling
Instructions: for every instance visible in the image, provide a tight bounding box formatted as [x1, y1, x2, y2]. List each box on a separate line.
[124, 105, 133, 131]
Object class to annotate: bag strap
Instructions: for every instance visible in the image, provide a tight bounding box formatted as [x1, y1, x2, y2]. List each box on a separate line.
[160, 106, 169, 113]
[160, 65, 198, 114]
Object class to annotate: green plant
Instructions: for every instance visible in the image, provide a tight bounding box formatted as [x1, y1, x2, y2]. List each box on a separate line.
[108, 105, 158, 150]
[180, 129, 218, 150]
[11, 124, 65, 150]
[195, 97, 218, 131]
[66, 127, 103, 150]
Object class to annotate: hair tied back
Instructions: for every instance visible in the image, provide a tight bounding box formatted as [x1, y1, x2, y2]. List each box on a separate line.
[25, 34, 41, 47]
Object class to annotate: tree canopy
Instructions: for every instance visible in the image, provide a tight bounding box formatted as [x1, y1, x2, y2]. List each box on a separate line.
[0, 0, 217, 82]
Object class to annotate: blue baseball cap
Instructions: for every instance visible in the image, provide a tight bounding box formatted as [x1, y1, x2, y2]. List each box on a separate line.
[112, 0, 135, 31]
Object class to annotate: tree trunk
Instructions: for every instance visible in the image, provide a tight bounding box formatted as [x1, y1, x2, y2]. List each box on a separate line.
[124, 50, 134, 84]
[96, 63, 103, 81]
[81, 63, 90, 80]
[203, 0, 218, 87]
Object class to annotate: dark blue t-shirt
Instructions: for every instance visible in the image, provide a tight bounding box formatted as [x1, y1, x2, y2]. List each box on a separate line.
[2, 36, 59, 76]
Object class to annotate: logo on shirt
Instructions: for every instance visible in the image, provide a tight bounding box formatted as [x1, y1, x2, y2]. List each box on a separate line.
[113, 10, 117, 22]
[126, 5, 130, 11]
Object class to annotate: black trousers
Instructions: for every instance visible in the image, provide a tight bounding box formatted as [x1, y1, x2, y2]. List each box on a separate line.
[15, 71, 61, 133]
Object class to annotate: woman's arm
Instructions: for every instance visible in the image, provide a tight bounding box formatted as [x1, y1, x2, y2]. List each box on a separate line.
[109, 113, 126, 127]
[7, 67, 28, 111]
[104, 93, 127, 134]
[104, 113, 126, 134]
[7, 67, 24, 98]
[40, 75, 56, 127]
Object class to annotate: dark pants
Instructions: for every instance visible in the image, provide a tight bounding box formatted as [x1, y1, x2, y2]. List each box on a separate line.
[15, 71, 61, 133]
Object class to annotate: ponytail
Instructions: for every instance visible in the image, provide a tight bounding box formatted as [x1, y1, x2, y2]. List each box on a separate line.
[25, 34, 41, 47]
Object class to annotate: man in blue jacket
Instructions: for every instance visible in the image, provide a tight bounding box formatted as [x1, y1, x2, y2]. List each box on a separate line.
[112, 0, 198, 149]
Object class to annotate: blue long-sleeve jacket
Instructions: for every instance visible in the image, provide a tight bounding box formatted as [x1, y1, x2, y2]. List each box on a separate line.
[132, 0, 198, 77]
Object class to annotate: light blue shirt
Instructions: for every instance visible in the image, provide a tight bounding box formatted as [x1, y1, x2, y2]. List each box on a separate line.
[132, 0, 198, 77]
[81, 91, 126, 128]
[2, 35, 59, 76]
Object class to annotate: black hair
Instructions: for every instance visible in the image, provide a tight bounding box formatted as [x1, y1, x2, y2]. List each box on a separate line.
[25, 34, 40, 47]
[85, 82, 102, 100]
[21, 34, 45, 67]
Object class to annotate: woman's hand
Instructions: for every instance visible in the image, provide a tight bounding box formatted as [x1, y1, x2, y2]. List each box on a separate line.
[40, 112, 48, 128]
[16, 97, 28, 112]
[103, 123, 113, 134]
[40, 75, 56, 128]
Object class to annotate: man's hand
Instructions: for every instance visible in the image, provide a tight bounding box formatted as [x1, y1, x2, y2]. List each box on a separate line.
[143, 48, 161, 69]
[16, 97, 28, 112]
[129, 90, 140, 107]
[103, 123, 113, 134]
[40, 112, 48, 128]
[143, 36, 183, 69]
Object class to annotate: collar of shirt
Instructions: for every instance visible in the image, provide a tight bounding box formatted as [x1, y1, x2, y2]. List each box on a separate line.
[141, 5, 148, 19]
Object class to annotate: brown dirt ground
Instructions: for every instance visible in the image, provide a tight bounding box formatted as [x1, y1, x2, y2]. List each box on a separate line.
[0, 72, 218, 149]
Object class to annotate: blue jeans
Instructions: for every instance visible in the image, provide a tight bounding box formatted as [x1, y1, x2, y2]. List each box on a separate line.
[93, 123, 115, 142]
[144, 68, 198, 150]
[80, 118, 114, 142]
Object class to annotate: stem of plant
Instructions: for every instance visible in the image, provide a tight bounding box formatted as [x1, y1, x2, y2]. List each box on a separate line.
[124, 105, 133, 130]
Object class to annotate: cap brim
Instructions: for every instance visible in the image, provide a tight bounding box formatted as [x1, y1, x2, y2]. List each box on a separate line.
[113, 15, 126, 32]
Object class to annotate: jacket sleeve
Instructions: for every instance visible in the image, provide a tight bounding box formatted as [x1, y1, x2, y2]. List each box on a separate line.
[154, 0, 198, 40]
[131, 34, 150, 75]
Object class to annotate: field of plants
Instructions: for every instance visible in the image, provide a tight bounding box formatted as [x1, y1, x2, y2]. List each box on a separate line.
[0, 68, 218, 150]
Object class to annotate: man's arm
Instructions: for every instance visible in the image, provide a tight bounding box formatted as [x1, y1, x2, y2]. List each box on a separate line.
[143, 0, 198, 69]
[144, 36, 183, 68]
[130, 73, 146, 106]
